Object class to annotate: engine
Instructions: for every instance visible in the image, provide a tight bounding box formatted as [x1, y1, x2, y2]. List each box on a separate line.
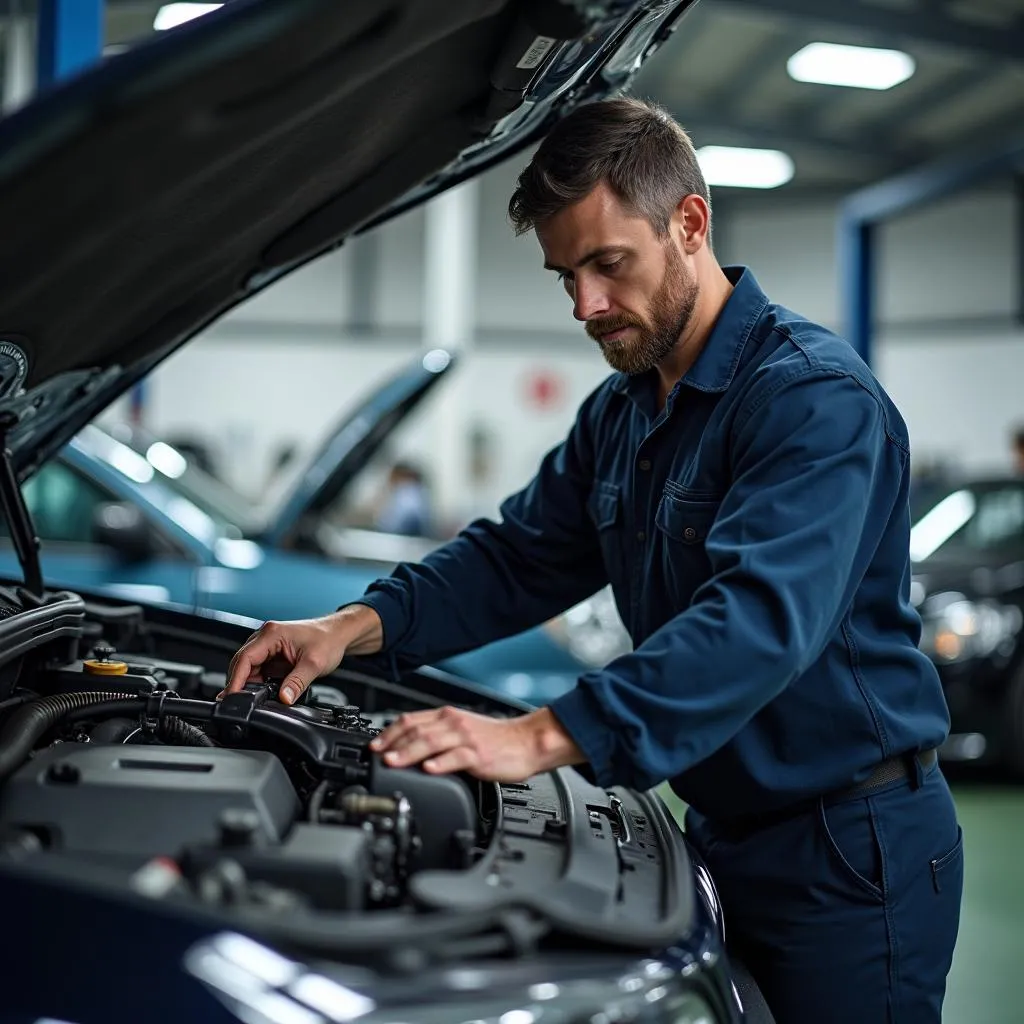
[0, 626, 483, 916]
[0, 589, 688, 973]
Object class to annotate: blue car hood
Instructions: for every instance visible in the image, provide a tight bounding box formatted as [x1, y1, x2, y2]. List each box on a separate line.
[0, 0, 698, 487]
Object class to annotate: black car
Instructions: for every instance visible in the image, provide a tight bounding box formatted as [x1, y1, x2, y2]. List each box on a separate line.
[911, 475, 1024, 773]
[0, 1, 775, 1021]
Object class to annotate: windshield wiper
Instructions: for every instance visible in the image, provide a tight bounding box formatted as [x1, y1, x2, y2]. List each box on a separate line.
[0, 412, 42, 597]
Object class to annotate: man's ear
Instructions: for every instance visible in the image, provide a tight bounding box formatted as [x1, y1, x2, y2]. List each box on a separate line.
[674, 194, 710, 253]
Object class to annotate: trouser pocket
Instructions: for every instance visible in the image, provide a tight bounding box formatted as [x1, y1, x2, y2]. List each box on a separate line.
[817, 796, 885, 902]
[929, 825, 964, 893]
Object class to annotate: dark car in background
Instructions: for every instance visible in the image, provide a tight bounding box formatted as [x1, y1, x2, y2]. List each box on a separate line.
[910, 476, 1024, 772]
[0, 1, 777, 1021]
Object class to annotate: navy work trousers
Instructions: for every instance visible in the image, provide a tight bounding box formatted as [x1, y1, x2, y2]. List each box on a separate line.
[685, 759, 964, 1023]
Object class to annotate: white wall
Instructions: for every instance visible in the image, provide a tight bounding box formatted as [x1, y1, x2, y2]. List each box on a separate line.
[716, 183, 1023, 476]
[876, 333, 1024, 475]
[106, 332, 611, 521]
[105, 161, 1023, 519]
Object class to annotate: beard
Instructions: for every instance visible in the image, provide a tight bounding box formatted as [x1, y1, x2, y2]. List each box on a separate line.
[586, 243, 698, 375]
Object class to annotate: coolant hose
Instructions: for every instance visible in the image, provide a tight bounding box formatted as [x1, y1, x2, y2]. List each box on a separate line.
[159, 716, 215, 747]
[0, 691, 134, 783]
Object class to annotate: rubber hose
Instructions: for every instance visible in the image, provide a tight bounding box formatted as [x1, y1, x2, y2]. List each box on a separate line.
[88, 717, 139, 745]
[0, 691, 134, 783]
[159, 716, 215, 747]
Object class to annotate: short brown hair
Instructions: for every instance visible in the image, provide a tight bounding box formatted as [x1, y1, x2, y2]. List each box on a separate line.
[508, 97, 709, 237]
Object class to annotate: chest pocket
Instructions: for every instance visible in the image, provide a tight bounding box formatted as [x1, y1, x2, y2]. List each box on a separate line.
[655, 490, 720, 604]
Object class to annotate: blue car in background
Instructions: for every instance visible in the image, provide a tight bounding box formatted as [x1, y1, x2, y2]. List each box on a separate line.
[0, 348, 621, 702]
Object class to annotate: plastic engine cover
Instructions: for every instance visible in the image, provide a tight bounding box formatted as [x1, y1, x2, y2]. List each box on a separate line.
[0, 744, 299, 864]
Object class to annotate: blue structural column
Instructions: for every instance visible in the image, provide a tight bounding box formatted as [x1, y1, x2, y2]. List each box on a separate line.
[36, 2, 150, 422]
[837, 217, 874, 368]
[35, 0, 104, 87]
[838, 132, 1024, 370]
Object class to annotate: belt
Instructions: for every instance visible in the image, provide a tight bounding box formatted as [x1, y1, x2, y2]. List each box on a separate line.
[705, 748, 938, 841]
[832, 746, 937, 803]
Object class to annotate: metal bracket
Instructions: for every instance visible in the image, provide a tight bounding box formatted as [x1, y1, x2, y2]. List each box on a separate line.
[142, 689, 180, 735]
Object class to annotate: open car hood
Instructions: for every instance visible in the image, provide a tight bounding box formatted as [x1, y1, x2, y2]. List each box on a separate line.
[0, 0, 696, 484]
[259, 348, 455, 547]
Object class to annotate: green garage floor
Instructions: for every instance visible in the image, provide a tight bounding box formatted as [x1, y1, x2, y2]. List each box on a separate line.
[943, 781, 1024, 1024]
[657, 775, 1024, 1022]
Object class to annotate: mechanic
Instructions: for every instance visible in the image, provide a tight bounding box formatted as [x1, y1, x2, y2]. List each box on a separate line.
[223, 98, 963, 1023]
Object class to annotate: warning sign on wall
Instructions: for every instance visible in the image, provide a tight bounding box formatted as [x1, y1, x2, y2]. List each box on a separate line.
[522, 368, 566, 411]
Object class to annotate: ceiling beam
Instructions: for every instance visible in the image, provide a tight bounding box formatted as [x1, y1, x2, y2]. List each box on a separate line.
[787, 62, 995, 164]
[842, 129, 1024, 222]
[669, 104, 906, 166]
[713, 0, 1024, 63]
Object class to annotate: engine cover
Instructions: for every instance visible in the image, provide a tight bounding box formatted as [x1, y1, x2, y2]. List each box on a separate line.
[0, 744, 299, 863]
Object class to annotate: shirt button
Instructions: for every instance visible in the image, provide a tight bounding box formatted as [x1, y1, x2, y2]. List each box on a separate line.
[638, 459, 651, 471]
[683, 527, 697, 541]
[637, 530, 646, 542]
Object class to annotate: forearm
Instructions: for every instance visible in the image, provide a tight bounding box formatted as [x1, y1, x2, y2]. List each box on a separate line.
[529, 706, 588, 773]
[325, 603, 384, 655]
[358, 514, 607, 669]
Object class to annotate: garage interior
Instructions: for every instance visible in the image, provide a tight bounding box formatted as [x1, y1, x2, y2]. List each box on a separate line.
[2, 1, 1023, 1020]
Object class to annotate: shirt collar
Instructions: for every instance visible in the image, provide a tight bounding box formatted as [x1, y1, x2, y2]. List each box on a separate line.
[611, 265, 769, 398]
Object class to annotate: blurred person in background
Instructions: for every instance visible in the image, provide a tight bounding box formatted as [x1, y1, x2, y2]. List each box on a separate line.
[373, 461, 432, 538]
[224, 98, 961, 1024]
[1012, 424, 1024, 475]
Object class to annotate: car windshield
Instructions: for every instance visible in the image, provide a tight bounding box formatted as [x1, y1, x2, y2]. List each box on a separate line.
[80, 424, 260, 538]
[909, 480, 1024, 562]
[152, 456, 263, 536]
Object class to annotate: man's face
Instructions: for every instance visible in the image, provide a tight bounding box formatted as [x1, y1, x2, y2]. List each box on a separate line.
[536, 181, 698, 375]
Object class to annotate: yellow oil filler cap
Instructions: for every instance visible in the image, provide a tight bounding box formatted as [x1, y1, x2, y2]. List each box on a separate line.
[83, 659, 129, 676]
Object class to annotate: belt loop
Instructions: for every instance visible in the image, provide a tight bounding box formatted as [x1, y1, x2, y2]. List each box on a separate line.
[908, 752, 925, 790]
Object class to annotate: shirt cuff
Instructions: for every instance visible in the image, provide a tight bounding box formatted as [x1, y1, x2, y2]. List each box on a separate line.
[548, 682, 617, 788]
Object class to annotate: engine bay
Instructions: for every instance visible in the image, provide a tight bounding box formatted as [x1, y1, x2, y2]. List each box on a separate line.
[0, 585, 694, 964]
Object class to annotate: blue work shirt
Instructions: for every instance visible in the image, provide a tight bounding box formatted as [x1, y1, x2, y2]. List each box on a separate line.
[355, 266, 950, 820]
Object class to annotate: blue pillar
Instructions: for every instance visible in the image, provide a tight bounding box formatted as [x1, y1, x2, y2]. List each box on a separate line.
[838, 133, 1024, 371]
[35, 0, 104, 87]
[838, 216, 874, 367]
[37, 2, 148, 422]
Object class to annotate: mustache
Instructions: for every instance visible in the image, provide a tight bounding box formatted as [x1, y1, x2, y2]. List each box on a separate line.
[585, 314, 645, 343]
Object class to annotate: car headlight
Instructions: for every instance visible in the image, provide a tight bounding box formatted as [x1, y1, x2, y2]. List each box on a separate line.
[919, 596, 1023, 663]
[545, 586, 632, 668]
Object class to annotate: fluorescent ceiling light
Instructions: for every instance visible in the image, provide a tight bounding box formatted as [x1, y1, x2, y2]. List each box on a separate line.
[154, 3, 224, 31]
[787, 42, 915, 90]
[696, 146, 794, 189]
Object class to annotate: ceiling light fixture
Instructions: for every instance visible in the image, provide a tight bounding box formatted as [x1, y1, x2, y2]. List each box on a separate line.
[787, 41, 915, 90]
[696, 146, 795, 189]
[153, 3, 224, 31]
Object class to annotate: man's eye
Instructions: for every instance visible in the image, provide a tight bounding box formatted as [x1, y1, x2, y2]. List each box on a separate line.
[598, 260, 622, 274]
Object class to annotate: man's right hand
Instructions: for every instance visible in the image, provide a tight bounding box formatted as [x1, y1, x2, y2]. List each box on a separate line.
[220, 604, 384, 705]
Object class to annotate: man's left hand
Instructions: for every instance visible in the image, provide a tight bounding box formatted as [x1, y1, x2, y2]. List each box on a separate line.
[369, 705, 585, 782]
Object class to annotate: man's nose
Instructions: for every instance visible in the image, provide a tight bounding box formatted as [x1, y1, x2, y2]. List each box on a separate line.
[572, 278, 610, 322]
